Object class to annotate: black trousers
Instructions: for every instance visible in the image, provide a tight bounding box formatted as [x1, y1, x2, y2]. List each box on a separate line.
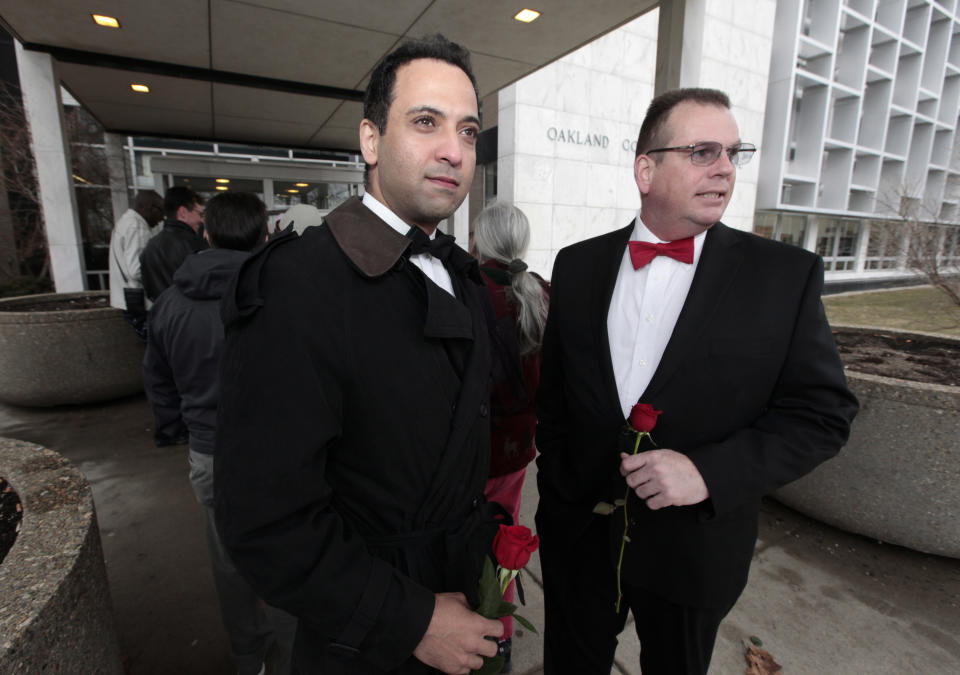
[538, 514, 732, 675]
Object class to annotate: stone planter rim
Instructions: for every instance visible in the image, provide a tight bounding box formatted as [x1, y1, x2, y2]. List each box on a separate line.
[0, 437, 123, 672]
[0, 291, 114, 325]
[778, 323, 960, 558]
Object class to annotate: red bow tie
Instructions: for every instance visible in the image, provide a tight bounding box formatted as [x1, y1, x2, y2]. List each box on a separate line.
[628, 237, 694, 269]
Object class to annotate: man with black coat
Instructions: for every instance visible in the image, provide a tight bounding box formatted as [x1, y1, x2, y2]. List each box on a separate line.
[140, 186, 208, 302]
[143, 192, 295, 675]
[215, 35, 504, 674]
[535, 88, 859, 674]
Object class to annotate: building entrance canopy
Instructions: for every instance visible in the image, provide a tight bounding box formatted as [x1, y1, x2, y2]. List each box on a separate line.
[0, 0, 655, 151]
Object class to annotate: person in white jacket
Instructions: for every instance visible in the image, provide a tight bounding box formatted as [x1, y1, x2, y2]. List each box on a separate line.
[108, 190, 163, 332]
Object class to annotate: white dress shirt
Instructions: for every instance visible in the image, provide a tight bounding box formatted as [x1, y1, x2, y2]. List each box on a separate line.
[606, 212, 707, 417]
[362, 193, 455, 296]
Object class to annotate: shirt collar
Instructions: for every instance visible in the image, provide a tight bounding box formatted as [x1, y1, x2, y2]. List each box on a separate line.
[362, 192, 438, 240]
[632, 209, 708, 260]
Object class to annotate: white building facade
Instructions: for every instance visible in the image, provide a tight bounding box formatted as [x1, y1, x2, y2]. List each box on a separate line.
[492, 0, 960, 285]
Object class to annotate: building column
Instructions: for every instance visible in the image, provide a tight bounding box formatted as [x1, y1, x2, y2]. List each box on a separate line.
[262, 178, 274, 210]
[854, 220, 870, 273]
[655, 0, 706, 93]
[440, 193, 471, 248]
[803, 215, 820, 252]
[104, 133, 129, 222]
[152, 167, 166, 195]
[15, 42, 85, 292]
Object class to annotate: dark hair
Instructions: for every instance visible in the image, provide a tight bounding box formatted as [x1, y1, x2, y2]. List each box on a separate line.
[133, 190, 163, 224]
[133, 190, 162, 213]
[163, 186, 204, 219]
[362, 34, 478, 183]
[634, 88, 731, 159]
[202, 192, 266, 251]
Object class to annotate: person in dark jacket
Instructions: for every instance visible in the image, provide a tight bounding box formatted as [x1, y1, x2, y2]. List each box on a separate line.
[140, 186, 208, 303]
[474, 202, 549, 669]
[214, 34, 504, 675]
[143, 192, 295, 675]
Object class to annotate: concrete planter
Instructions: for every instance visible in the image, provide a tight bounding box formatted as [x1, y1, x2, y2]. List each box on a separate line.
[0, 438, 123, 674]
[775, 327, 960, 558]
[0, 291, 144, 407]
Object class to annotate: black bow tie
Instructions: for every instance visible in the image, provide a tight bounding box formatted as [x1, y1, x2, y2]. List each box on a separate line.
[406, 226, 456, 262]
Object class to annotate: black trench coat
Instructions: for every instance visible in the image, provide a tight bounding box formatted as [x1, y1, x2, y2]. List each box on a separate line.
[215, 197, 497, 674]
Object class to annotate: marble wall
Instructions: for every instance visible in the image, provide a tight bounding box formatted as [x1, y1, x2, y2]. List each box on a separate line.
[498, 0, 776, 278]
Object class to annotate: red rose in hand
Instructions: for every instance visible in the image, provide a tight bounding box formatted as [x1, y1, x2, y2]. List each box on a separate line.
[492, 524, 540, 571]
[628, 402, 661, 433]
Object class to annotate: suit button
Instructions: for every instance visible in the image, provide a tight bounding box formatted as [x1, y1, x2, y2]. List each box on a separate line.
[479, 403, 489, 417]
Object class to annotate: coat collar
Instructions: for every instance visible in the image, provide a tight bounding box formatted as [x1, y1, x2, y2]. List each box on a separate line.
[325, 197, 481, 283]
[163, 218, 202, 238]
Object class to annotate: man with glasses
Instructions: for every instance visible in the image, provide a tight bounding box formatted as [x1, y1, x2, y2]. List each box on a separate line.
[535, 88, 858, 674]
[141, 186, 209, 304]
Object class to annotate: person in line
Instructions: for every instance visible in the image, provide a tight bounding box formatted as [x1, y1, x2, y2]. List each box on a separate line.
[535, 87, 859, 675]
[473, 202, 549, 671]
[142, 192, 296, 675]
[108, 189, 163, 338]
[140, 186, 208, 303]
[214, 35, 504, 674]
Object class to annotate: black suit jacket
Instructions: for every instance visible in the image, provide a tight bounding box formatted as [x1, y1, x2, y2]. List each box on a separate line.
[535, 221, 858, 609]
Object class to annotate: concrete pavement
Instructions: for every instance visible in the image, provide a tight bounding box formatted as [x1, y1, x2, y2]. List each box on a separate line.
[1, 394, 958, 674]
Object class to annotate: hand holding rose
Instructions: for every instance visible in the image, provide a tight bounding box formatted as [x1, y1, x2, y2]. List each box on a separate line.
[619, 449, 709, 510]
[413, 592, 503, 674]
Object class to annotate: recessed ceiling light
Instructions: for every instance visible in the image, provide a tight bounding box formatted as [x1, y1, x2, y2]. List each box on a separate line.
[216, 186, 229, 191]
[287, 189, 299, 193]
[295, 182, 308, 187]
[130, 84, 149, 93]
[92, 14, 120, 28]
[216, 178, 230, 184]
[514, 8, 540, 23]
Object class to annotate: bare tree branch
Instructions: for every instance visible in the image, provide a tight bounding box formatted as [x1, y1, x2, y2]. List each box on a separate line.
[873, 184, 960, 307]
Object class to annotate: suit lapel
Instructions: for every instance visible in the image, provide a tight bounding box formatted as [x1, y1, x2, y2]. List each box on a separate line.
[642, 223, 744, 400]
[596, 223, 634, 414]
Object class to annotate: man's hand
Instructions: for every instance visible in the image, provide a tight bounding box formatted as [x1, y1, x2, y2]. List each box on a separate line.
[413, 592, 504, 674]
[619, 449, 709, 510]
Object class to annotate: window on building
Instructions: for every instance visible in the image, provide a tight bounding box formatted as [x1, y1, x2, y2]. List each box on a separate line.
[817, 217, 861, 271]
[753, 212, 776, 238]
[753, 212, 807, 248]
[943, 226, 960, 266]
[779, 214, 808, 248]
[864, 220, 903, 270]
[483, 162, 497, 205]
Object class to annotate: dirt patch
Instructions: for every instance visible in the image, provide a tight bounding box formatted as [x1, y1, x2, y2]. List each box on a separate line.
[834, 330, 960, 387]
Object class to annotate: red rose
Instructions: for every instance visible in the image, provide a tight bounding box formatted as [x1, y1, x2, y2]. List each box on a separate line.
[628, 402, 661, 433]
[492, 524, 540, 571]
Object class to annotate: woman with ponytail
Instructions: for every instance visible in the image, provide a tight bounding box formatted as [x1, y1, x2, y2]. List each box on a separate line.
[473, 202, 550, 669]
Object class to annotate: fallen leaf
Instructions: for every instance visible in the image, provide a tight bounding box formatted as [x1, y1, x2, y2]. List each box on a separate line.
[745, 644, 782, 675]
